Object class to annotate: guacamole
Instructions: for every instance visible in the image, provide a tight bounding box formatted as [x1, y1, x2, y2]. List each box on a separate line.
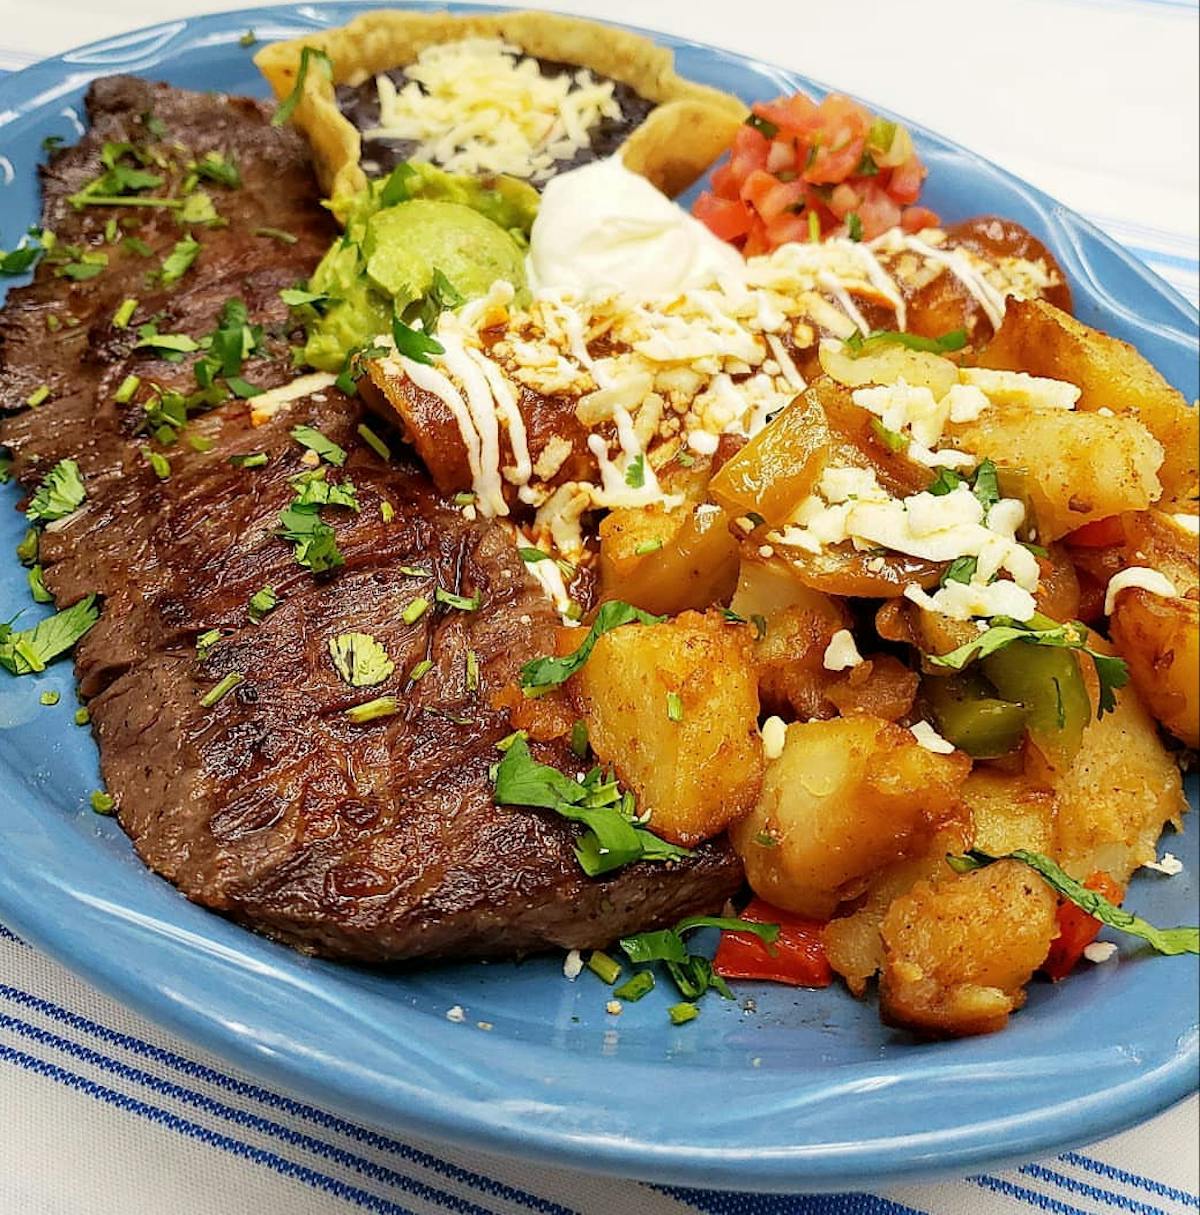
[303, 163, 538, 373]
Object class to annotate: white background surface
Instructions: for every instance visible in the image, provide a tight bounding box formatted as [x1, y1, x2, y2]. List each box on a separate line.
[0, 2, 1197, 1211]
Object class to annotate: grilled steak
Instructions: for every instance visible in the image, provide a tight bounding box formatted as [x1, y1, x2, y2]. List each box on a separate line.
[0, 77, 741, 961]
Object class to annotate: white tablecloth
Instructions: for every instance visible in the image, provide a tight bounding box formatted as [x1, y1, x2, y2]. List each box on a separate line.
[0, 1, 1197, 1211]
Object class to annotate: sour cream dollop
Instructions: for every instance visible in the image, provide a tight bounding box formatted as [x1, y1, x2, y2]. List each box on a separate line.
[527, 156, 744, 296]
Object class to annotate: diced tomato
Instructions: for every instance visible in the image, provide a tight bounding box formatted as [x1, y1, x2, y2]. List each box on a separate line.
[714, 897, 833, 988]
[1067, 516, 1127, 548]
[901, 205, 940, 234]
[888, 156, 926, 205]
[692, 193, 754, 242]
[692, 91, 937, 255]
[1041, 872, 1125, 982]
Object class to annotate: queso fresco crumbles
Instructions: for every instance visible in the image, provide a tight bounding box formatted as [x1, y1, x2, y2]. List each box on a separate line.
[0, 8, 1195, 1040]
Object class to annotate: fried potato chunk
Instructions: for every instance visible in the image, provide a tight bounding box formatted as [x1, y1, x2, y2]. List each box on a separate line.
[979, 298, 1198, 509]
[730, 716, 970, 919]
[948, 405, 1164, 541]
[1110, 591, 1200, 749]
[962, 768, 1056, 856]
[879, 861, 1057, 1037]
[1040, 650, 1188, 882]
[576, 610, 762, 846]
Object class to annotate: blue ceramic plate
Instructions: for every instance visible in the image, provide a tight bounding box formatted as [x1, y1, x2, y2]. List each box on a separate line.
[0, 4, 1196, 1193]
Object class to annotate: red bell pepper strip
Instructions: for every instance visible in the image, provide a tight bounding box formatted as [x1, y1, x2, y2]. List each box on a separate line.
[714, 896, 832, 988]
[1041, 871, 1125, 981]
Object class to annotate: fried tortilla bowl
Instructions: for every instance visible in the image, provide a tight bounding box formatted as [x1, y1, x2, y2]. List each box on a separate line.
[254, 8, 747, 210]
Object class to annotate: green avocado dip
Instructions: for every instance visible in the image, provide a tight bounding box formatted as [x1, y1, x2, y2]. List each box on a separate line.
[301, 162, 537, 373]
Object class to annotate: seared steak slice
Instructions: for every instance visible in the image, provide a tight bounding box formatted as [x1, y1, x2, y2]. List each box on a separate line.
[0, 77, 742, 960]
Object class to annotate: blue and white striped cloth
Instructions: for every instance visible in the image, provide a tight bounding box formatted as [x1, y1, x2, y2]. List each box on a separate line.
[0, 1, 1197, 1211]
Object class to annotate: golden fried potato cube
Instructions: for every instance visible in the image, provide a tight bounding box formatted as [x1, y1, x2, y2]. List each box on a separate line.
[576, 610, 763, 846]
[879, 860, 1057, 1037]
[979, 297, 1198, 509]
[949, 404, 1164, 541]
[730, 716, 970, 919]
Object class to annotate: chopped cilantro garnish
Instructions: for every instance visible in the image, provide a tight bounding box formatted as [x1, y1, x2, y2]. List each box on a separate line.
[277, 502, 343, 573]
[74, 707, 90, 726]
[90, 791, 115, 815]
[238, 29, 257, 47]
[520, 600, 663, 692]
[940, 555, 979, 587]
[391, 314, 444, 365]
[344, 695, 400, 724]
[291, 425, 347, 466]
[379, 163, 417, 207]
[434, 587, 481, 612]
[40, 689, 60, 706]
[224, 376, 262, 399]
[408, 658, 434, 682]
[112, 297, 138, 329]
[406, 268, 465, 336]
[248, 585, 278, 623]
[200, 671, 244, 708]
[290, 472, 359, 511]
[16, 529, 38, 565]
[134, 329, 201, 355]
[328, 631, 395, 687]
[666, 691, 684, 722]
[192, 151, 241, 189]
[927, 613, 1130, 718]
[122, 236, 153, 257]
[26, 385, 50, 408]
[271, 47, 333, 127]
[27, 565, 51, 604]
[971, 458, 1000, 511]
[280, 286, 334, 310]
[357, 422, 391, 460]
[401, 597, 430, 625]
[157, 235, 200, 285]
[0, 239, 43, 275]
[926, 467, 963, 496]
[493, 738, 692, 877]
[633, 538, 663, 556]
[465, 648, 480, 692]
[26, 458, 85, 523]
[0, 594, 99, 676]
[624, 454, 646, 489]
[668, 1002, 698, 1025]
[195, 628, 222, 660]
[142, 448, 171, 480]
[846, 212, 863, 242]
[58, 256, 107, 281]
[178, 191, 220, 226]
[68, 145, 165, 208]
[253, 226, 297, 244]
[948, 849, 1198, 956]
[230, 452, 268, 469]
[569, 720, 589, 759]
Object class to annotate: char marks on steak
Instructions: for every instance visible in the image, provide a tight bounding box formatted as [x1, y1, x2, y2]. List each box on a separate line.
[0, 77, 741, 961]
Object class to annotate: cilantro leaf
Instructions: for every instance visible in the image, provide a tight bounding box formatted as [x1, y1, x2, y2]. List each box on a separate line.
[290, 472, 359, 511]
[392, 314, 444, 365]
[519, 600, 664, 692]
[277, 502, 343, 573]
[248, 585, 278, 622]
[291, 425, 347, 466]
[328, 631, 395, 687]
[941, 555, 979, 587]
[26, 458, 85, 523]
[1, 239, 43, 276]
[971, 458, 1000, 511]
[271, 46, 333, 127]
[379, 163, 417, 207]
[157, 235, 200, 286]
[846, 328, 967, 357]
[624, 453, 646, 489]
[192, 151, 240, 189]
[949, 849, 1198, 956]
[0, 594, 99, 675]
[926, 468, 964, 496]
[493, 738, 691, 877]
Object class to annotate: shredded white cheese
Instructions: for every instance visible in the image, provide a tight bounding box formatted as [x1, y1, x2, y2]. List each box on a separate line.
[823, 629, 863, 672]
[1104, 566, 1178, 616]
[248, 372, 337, 427]
[445, 1005, 467, 1022]
[1083, 942, 1118, 964]
[959, 367, 1081, 411]
[563, 949, 584, 980]
[761, 715, 788, 761]
[1143, 852, 1184, 876]
[365, 39, 622, 181]
[910, 720, 956, 754]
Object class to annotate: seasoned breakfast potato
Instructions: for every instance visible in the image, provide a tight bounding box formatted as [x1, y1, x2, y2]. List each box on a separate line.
[948, 404, 1164, 541]
[575, 610, 763, 846]
[1110, 591, 1200, 748]
[1040, 644, 1188, 882]
[979, 298, 1199, 508]
[730, 716, 970, 919]
[961, 768, 1056, 856]
[823, 829, 968, 996]
[879, 861, 1058, 1037]
[598, 503, 684, 585]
